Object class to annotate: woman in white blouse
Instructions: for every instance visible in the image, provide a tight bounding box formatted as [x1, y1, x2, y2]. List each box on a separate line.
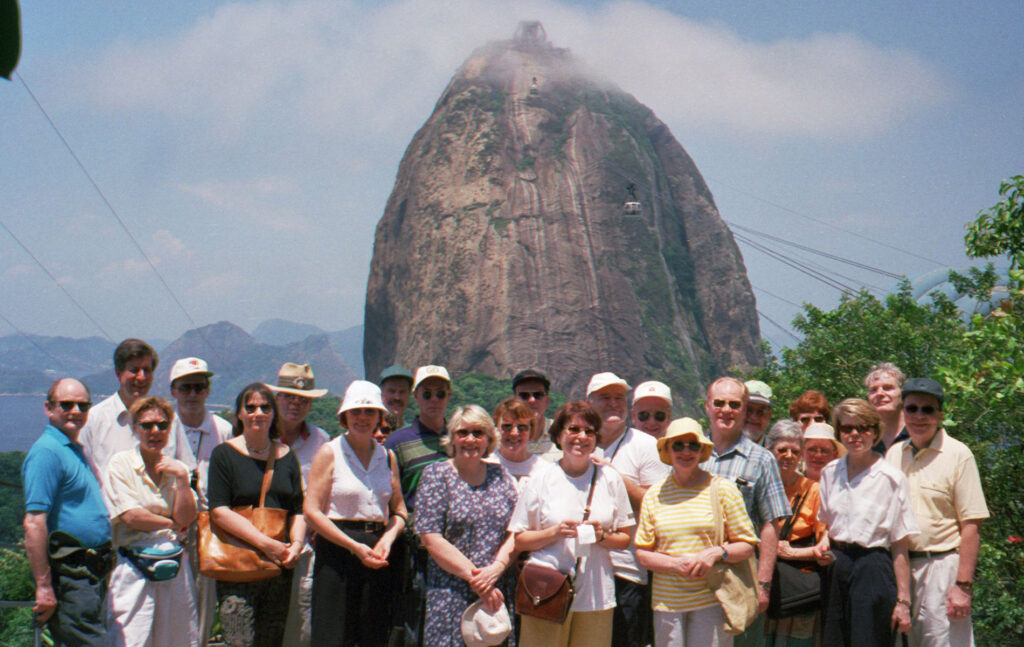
[303, 380, 407, 647]
[813, 398, 918, 646]
[509, 401, 635, 647]
[491, 397, 544, 489]
[105, 397, 198, 647]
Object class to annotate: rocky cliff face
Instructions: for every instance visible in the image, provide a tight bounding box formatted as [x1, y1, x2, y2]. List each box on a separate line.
[364, 23, 761, 407]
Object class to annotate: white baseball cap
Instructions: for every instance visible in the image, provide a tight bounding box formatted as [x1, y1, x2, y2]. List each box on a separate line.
[169, 357, 213, 384]
[586, 372, 631, 397]
[413, 365, 451, 391]
[633, 380, 671, 407]
[460, 599, 512, 647]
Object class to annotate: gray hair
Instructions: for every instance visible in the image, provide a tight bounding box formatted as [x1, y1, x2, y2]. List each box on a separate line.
[864, 362, 906, 388]
[765, 419, 803, 449]
[443, 404, 500, 458]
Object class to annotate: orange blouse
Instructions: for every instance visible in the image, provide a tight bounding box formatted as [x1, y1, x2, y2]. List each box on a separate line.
[783, 475, 826, 543]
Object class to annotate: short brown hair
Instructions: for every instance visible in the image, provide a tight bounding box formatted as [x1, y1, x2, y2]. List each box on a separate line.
[492, 397, 535, 427]
[789, 390, 831, 420]
[549, 401, 603, 449]
[831, 398, 881, 442]
[129, 396, 175, 426]
[114, 338, 158, 373]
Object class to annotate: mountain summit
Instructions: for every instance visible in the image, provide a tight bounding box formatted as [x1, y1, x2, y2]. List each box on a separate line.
[364, 22, 761, 406]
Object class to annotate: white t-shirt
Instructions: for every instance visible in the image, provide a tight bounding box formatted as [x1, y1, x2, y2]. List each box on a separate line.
[818, 456, 919, 549]
[594, 428, 671, 583]
[508, 462, 634, 612]
[492, 453, 544, 492]
[174, 409, 233, 510]
[80, 393, 194, 489]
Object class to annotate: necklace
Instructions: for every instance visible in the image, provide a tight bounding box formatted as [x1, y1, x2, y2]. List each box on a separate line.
[246, 439, 271, 456]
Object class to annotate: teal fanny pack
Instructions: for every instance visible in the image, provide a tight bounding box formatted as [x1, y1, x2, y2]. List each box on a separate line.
[119, 544, 184, 581]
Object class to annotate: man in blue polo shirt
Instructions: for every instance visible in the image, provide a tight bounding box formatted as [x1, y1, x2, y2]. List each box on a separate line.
[22, 378, 112, 647]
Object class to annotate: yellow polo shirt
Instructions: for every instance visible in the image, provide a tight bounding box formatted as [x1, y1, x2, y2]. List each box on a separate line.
[885, 429, 988, 552]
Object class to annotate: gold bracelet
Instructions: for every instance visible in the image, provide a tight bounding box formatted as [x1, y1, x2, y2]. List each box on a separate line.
[897, 598, 911, 608]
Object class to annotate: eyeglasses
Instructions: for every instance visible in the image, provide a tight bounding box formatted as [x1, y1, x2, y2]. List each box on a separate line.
[773, 446, 800, 456]
[54, 400, 92, 413]
[500, 423, 531, 433]
[174, 383, 208, 394]
[670, 440, 703, 453]
[798, 415, 826, 424]
[637, 411, 668, 422]
[565, 425, 597, 436]
[904, 404, 938, 415]
[805, 446, 835, 456]
[244, 403, 273, 414]
[376, 426, 393, 435]
[711, 399, 743, 410]
[420, 389, 448, 400]
[138, 421, 170, 432]
[516, 390, 547, 401]
[454, 428, 487, 439]
[838, 423, 875, 435]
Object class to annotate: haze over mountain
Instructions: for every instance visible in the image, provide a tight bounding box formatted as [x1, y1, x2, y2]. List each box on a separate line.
[364, 22, 761, 407]
[0, 320, 362, 400]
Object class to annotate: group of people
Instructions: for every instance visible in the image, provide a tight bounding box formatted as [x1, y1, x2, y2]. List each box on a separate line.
[21, 337, 987, 647]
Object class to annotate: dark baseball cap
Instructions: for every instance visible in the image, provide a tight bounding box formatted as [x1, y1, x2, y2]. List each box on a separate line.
[512, 369, 550, 392]
[378, 364, 414, 387]
[901, 377, 944, 406]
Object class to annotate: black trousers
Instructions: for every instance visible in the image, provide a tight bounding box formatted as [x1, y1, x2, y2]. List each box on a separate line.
[612, 576, 652, 647]
[311, 529, 395, 647]
[821, 544, 897, 647]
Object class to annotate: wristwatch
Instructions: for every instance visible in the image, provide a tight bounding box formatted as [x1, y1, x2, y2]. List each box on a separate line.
[758, 580, 772, 592]
[720, 546, 729, 561]
[956, 580, 973, 593]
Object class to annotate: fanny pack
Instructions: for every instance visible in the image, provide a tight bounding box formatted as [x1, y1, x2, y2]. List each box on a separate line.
[119, 544, 184, 581]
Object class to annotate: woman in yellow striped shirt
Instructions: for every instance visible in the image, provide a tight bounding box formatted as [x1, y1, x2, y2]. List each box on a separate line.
[636, 418, 759, 647]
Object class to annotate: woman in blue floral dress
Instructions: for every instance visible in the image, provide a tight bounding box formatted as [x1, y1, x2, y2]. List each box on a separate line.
[416, 405, 519, 646]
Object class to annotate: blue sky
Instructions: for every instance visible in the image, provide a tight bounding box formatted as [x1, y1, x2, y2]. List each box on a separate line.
[2, 0, 1021, 354]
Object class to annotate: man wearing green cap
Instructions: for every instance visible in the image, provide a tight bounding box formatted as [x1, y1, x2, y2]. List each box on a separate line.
[378, 364, 414, 425]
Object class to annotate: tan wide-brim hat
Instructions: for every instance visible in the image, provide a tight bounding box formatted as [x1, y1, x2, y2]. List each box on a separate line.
[657, 417, 714, 464]
[267, 362, 328, 398]
[803, 422, 847, 457]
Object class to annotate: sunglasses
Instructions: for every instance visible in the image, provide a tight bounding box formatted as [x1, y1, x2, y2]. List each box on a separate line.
[838, 423, 875, 435]
[420, 389, 448, 400]
[500, 423, 531, 433]
[711, 399, 743, 410]
[454, 428, 487, 439]
[244, 403, 273, 414]
[174, 383, 208, 394]
[798, 415, 826, 424]
[55, 400, 92, 413]
[565, 425, 597, 436]
[516, 390, 547, 401]
[904, 404, 938, 415]
[138, 421, 170, 432]
[637, 410, 668, 422]
[670, 440, 703, 453]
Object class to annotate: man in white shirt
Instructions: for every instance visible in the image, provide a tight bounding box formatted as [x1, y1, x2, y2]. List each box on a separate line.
[268, 362, 331, 647]
[588, 372, 669, 647]
[169, 357, 232, 647]
[79, 338, 193, 481]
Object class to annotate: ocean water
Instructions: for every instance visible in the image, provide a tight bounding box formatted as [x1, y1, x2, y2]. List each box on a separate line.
[0, 395, 47, 453]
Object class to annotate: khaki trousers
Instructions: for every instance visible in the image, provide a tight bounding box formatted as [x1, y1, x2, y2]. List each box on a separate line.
[519, 608, 614, 647]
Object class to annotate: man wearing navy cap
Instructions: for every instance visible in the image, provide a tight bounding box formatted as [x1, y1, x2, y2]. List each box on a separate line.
[885, 378, 988, 646]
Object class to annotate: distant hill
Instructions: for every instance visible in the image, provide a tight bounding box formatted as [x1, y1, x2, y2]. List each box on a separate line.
[252, 319, 364, 378]
[1, 319, 362, 401]
[0, 335, 114, 393]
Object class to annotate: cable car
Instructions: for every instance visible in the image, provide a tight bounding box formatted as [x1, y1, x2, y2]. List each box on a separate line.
[529, 77, 539, 95]
[623, 183, 641, 217]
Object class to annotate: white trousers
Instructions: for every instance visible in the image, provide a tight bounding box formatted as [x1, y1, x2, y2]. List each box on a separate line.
[108, 551, 199, 647]
[910, 552, 975, 647]
[654, 605, 732, 647]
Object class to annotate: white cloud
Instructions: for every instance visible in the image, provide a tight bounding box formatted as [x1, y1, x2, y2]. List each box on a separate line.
[73, 0, 949, 142]
[179, 176, 306, 230]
